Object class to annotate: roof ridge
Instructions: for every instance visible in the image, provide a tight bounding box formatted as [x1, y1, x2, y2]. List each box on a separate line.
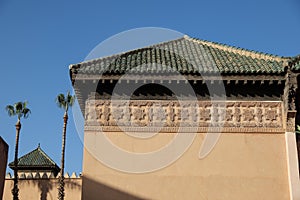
[184, 35, 288, 63]
[17, 147, 38, 162]
[36, 146, 57, 166]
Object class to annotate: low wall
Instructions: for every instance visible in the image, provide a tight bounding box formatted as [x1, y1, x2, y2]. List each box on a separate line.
[3, 172, 82, 200]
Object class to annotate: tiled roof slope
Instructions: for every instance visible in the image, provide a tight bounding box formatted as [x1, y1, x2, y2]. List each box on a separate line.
[9, 145, 60, 170]
[70, 35, 289, 75]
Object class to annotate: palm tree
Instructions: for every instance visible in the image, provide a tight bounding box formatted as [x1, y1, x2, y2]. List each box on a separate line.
[56, 91, 75, 200]
[6, 101, 31, 200]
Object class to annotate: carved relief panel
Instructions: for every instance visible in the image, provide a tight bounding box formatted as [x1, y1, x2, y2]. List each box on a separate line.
[85, 100, 283, 132]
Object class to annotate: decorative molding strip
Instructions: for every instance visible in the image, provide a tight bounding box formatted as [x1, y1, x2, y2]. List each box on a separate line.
[84, 100, 284, 133]
[73, 74, 286, 82]
[84, 126, 285, 134]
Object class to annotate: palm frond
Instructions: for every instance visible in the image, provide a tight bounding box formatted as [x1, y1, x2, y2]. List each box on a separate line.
[69, 96, 75, 107]
[6, 105, 15, 117]
[15, 102, 23, 112]
[56, 92, 76, 111]
[66, 92, 75, 107]
[23, 108, 31, 119]
[23, 101, 28, 109]
[56, 94, 66, 109]
[6, 101, 31, 120]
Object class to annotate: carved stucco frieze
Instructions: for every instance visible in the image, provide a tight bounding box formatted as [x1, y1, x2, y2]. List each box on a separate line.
[85, 100, 283, 132]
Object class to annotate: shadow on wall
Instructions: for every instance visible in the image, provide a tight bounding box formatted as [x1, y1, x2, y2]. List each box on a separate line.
[37, 179, 52, 200]
[82, 176, 145, 200]
[30, 177, 81, 200]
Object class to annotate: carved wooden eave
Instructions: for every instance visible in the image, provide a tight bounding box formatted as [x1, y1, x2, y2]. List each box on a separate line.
[70, 73, 287, 84]
[71, 73, 287, 116]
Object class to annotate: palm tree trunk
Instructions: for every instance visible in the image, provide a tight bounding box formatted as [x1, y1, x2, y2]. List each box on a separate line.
[58, 112, 68, 200]
[12, 120, 21, 200]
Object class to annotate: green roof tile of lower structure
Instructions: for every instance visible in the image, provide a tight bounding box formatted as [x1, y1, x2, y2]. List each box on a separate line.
[9, 145, 60, 172]
[70, 35, 290, 76]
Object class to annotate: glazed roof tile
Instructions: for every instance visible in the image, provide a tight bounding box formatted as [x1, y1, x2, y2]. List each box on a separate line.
[9, 145, 60, 170]
[70, 35, 290, 75]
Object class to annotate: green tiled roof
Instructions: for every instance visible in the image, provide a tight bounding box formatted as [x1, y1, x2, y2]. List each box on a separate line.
[9, 145, 60, 171]
[70, 35, 289, 75]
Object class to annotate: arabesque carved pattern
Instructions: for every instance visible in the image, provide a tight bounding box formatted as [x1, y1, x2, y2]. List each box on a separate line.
[85, 100, 283, 129]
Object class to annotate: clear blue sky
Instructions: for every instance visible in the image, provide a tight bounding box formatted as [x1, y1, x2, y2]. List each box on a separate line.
[0, 0, 300, 174]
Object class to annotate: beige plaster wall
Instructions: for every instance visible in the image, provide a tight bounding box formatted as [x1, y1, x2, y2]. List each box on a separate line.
[0, 137, 8, 199]
[82, 132, 290, 200]
[3, 177, 82, 200]
[285, 132, 300, 199]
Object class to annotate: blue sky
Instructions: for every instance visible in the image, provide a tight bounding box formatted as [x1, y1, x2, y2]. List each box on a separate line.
[0, 0, 300, 174]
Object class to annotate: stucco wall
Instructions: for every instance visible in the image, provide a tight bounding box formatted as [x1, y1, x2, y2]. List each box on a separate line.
[82, 132, 291, 200]
[3, 177, 82, 200]
[0, 137, 8, 199]
[79, 99, 297, 199]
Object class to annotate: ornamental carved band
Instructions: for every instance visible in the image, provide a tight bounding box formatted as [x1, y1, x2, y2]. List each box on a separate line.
[85, 100, 283, 132]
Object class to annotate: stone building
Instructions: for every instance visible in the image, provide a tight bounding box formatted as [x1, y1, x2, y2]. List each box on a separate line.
[70, 35, 300, 199]
[0, 137, 8, 199]
[3, 145, 82, 200]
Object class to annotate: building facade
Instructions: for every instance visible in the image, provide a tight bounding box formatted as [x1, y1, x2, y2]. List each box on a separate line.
[70, 35, 300, 200]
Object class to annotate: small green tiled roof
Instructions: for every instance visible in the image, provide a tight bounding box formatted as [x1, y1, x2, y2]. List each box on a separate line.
[70, 35, 289, 76]
[9, 145, 60, 172]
